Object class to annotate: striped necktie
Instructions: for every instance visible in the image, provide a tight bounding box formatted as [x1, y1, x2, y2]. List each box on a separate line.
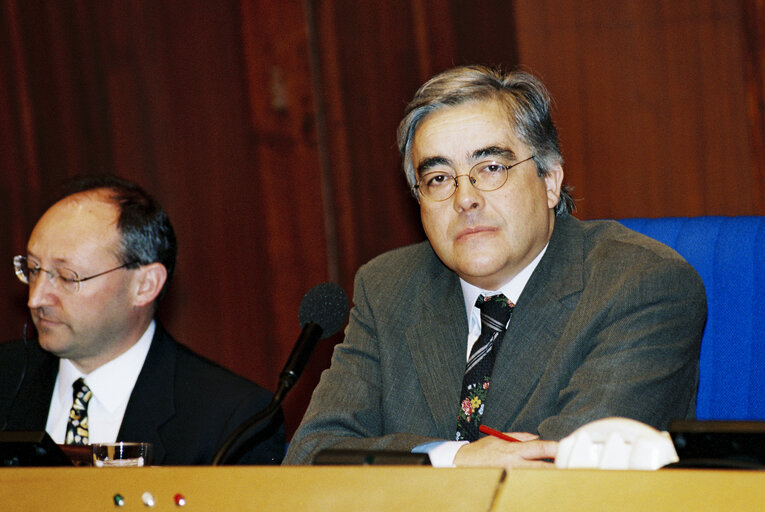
[455, 294, 514, 441]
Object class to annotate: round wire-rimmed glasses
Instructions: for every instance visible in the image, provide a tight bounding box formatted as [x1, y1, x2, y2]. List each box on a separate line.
[13, 255, 136, 294]
[414, 155, 535, 201]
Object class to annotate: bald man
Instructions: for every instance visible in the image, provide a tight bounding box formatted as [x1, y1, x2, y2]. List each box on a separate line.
[1, 174, 284, 465]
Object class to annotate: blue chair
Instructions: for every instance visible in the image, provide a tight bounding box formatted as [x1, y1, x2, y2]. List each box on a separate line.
[618, 216, 765, 420]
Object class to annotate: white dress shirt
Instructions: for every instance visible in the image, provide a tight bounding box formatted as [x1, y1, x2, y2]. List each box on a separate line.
[45, 321, 155, 444]
[425, 244, 548, 467]
[460, 244, 548, 360]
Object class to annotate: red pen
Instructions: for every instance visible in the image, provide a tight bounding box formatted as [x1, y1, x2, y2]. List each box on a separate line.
[479, 424, 522, 442]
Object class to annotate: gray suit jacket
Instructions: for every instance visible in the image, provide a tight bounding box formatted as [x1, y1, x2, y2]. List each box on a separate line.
[284, 214, 706, 464]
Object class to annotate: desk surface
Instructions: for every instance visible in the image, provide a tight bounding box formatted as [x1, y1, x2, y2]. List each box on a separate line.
[0, 466, 762, 511]
[0, 466, 502, 511]
[494, 468, 765, 511]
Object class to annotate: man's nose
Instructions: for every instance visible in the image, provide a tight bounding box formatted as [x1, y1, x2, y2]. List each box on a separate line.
[452, 174, 482, 210]
[27, 272, 57, 308]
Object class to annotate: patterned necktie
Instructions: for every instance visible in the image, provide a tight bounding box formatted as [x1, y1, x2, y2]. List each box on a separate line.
[65, 378, 93, 445]
[456, 294, 514, 441]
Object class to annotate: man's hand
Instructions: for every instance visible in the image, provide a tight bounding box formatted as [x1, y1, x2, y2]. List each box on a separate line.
[453, 432, 558, 470]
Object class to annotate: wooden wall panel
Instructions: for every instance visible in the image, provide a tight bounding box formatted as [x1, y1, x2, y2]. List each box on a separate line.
[513, 0, 764, 219]
[0, 0, 331, 436]
[236, 0, 332, 433]
[0, 1, 33, 338]
[743, 0, 765, 212]
[308, 0, 525, 286]
[309, 0, 425, 287]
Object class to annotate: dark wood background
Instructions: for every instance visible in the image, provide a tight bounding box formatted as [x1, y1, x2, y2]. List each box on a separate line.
[2, 0, 763, 438]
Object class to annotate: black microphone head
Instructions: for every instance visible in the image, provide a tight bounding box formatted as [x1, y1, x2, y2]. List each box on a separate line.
[298, 282, 349, 339]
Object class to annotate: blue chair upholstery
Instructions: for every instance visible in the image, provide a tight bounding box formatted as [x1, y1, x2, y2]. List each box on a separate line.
[618, 216, 765, 420]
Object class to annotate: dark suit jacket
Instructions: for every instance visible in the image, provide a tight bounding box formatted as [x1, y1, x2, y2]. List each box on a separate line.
[0, 323, 284, 465]
[284, 214, 707, 464]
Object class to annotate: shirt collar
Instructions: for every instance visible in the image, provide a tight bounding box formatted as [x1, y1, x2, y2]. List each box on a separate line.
[56, 321, 155, 414]
[460, 243, 548, 328]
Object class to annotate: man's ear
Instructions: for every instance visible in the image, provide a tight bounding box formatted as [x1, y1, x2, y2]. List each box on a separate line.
[133, 263, 167, 308]
[544, 164, 564, 209]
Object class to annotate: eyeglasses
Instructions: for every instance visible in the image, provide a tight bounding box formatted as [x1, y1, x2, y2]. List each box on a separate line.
[414, 155, 535, 202]
[13, 255, 136, 294]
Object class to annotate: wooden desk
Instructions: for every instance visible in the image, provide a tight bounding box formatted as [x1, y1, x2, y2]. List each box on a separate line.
[0, 466, 502, 511]
[0, 466, 762, 511]
[494, 468, 765, 511]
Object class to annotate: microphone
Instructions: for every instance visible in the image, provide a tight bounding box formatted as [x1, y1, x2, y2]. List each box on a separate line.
[276, 282, 349, 402]
[211, 282, 349, 465]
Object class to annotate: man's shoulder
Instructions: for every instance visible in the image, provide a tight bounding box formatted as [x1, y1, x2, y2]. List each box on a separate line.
[0, 338, 25, 358]
[0, 339, 28, 397]
[0, 337, 55, 377]
[545, 215, 704, 297]
[577, 216, 692, 264]
[359, 240, 442, 280]
[348, 241, 461, 325]
[553, 214, 688, 263]
[556, 216, 704, 298]
[150, 326, 271, 396]
[363, 240, 435, 267]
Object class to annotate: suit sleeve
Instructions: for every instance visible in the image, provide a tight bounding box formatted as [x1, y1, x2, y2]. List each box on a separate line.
[536, 256, 707, 440]
[283, 267, 437, 465]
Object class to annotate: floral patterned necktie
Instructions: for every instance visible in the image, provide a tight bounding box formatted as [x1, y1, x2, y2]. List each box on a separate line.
[65, 378, 93, 445]
[455, 294, 514, 441]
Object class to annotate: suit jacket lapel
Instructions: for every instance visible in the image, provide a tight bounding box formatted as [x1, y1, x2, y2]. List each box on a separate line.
[117, 323, 175, 463]
[484, 214, 584, 430]
[405, 254, 468, 439]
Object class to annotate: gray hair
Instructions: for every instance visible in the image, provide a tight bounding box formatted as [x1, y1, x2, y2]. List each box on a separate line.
[396, 65, 574, 215]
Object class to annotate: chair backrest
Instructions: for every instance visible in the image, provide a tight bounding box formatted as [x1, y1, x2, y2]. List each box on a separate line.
[618, 216, 765, 420]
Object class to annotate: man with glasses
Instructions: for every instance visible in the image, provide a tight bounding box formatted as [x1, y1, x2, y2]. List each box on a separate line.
[285, 66, 706, 469]
[1, 175, 284, 464]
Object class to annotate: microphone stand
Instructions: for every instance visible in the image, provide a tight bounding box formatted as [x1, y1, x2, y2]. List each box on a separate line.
[211, 322, 323, 465]
[210, 390, 286, 466]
